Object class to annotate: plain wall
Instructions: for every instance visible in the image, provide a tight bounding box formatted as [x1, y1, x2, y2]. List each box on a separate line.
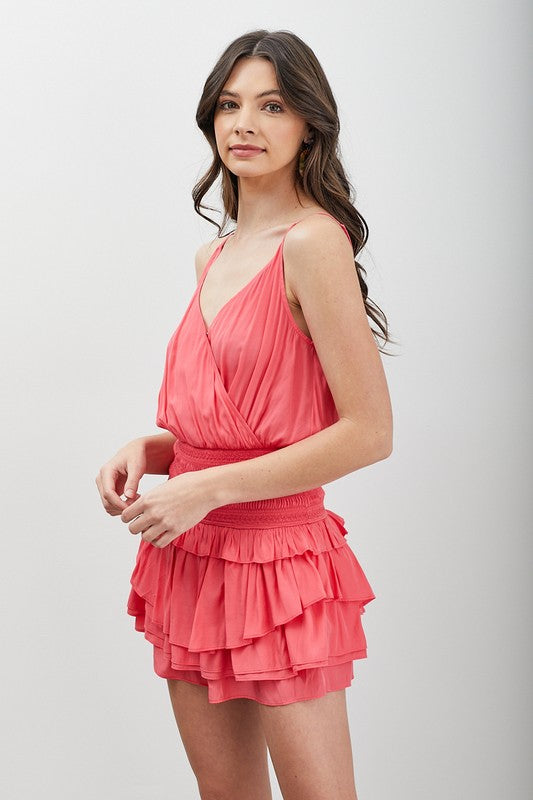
[1, 1, 531, 798]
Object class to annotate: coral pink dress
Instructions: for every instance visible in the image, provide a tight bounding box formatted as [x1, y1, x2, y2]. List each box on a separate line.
[126, 211, 376, 705]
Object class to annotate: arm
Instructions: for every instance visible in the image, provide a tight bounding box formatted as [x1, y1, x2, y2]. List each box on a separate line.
[200, 215, 393, 506]
[141, 431, 177, 474]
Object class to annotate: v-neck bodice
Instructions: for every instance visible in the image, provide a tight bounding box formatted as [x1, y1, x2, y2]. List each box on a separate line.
[156, 211, 352, 449]
[197, 219, 313, 335]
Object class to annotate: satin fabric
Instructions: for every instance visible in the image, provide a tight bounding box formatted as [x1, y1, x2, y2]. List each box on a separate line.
[126, 211, 376, 705]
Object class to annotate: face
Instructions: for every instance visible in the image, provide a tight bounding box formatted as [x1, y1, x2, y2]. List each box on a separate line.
[213, 57, 310, 180]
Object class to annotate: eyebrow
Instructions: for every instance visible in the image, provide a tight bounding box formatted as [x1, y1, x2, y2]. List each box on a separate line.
[218, 89, 282, 99]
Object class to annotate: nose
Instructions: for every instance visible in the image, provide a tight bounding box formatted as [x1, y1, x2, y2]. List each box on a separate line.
[233, 106, 257, 135]
[235, 124, 253, 134]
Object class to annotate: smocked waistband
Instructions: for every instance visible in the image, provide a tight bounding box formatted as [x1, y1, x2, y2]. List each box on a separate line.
[168, 439, 326, 528]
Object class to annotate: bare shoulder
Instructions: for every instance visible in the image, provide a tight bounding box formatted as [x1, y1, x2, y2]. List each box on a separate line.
[194, 233, 231, 284]
[282, 212, 392, 445]
[283, 212, 356, 305]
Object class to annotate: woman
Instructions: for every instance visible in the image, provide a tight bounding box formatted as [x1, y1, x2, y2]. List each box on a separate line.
[96, 29, 393, 800]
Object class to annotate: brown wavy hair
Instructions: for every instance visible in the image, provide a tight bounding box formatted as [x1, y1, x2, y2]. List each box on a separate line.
[193, 29, 395, 355]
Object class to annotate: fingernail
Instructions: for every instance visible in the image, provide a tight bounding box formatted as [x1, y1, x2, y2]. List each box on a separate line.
[125, 489, 135, 498]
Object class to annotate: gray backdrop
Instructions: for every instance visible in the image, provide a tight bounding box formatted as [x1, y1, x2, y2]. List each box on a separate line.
[1, 1, 531, 798]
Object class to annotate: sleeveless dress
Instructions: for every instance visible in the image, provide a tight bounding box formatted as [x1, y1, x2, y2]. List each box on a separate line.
[126, 211, 376, 705]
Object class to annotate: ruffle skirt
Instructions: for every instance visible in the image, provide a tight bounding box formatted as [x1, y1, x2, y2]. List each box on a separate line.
[126, 440, 376, 705]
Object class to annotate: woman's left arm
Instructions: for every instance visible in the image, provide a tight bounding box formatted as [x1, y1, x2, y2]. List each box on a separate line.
[203, 216, 393, 506]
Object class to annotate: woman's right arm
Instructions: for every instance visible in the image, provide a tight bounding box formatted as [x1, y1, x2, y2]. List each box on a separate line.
[95, 431, 176, 516]
[141, 431, 178, 474]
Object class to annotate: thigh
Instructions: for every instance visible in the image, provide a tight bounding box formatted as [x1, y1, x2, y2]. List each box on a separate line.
[257, 688, 358, 800]
[166, 678, 272, 800]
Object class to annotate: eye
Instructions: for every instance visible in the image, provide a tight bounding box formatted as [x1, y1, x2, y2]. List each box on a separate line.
[216, 100, 284, 113]
[264, 102, 283, 113]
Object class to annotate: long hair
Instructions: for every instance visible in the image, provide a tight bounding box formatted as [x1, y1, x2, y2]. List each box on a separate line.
[193, 29, 395, 354]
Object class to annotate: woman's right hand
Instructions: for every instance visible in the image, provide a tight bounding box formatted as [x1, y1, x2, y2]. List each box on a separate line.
[95, 438, 147, 516]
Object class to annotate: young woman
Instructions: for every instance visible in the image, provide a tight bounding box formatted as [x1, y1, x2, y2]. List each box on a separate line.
[96, 29, 393, 800]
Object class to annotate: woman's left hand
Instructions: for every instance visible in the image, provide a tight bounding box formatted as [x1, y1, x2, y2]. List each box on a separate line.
[120, 470, 217, 548]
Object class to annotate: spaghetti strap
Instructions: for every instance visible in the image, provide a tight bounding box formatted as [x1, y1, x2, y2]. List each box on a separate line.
[284, 211, 352, 244]
[214, 211, 350, 254]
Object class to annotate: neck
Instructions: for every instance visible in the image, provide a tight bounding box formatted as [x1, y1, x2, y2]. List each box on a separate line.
[231, 169, 315, 238]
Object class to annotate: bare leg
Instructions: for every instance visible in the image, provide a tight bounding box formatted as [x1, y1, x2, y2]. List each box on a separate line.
[257, 688, 358, 800]
[166, 678, 273, 800]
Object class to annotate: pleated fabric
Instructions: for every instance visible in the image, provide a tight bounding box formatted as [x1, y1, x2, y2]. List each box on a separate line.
[126, 212, 376, 705]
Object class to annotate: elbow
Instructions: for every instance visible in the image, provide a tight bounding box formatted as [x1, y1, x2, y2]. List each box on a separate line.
[374, 409, 393, 461]
[341, 415, 393, 464]
[373, 429, 393, 462]
[366, 417, 393, 462]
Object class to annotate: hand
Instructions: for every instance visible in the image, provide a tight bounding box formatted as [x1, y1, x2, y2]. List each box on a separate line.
[120, 470, 216, 548]
[95, 439, 147, 516]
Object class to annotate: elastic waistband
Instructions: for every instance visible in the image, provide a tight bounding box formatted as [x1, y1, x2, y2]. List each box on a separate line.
[169, 439, 326, 528]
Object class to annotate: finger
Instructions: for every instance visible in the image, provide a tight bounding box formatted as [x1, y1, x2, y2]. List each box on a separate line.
[124, 464, 144, 500]
[121, 498, 144, 524]
[121, 493, 140, 507]
[127, 512, 149, 535]
[141, 522, 169, 546]
[100, 465, 128, 508]
[96, 469, 127, 515]
[150, 531, 174, 549]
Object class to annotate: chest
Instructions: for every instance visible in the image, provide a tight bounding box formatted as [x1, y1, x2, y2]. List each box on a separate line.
[200, 237, 312, 340]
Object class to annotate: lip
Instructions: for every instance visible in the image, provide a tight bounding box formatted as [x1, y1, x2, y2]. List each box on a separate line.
[230, 145, 265, 152]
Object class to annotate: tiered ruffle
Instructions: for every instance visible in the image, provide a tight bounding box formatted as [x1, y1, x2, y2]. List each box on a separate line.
[127, 508, 375, 705]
